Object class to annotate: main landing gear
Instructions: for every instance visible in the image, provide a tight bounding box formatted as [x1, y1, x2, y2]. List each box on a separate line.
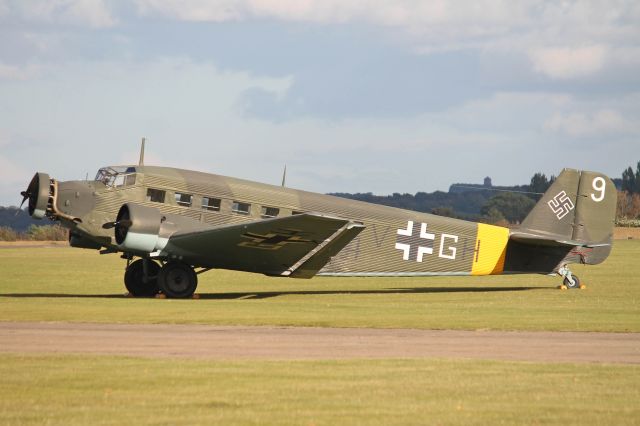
[557, 265, 585, 290]
[124, 258, 198, 298]
[157, 261, 198, 299]
[124, 259, 160, 297]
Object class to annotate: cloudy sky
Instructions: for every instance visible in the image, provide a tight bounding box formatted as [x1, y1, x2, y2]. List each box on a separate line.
[1, 0, 639, 206]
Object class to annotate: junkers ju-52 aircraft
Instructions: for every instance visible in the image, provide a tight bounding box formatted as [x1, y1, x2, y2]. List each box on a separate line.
[20, 142, 616, 298]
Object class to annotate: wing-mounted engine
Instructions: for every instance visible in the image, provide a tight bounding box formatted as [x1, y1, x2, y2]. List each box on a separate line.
[109, 203, 210, 255]
[111, 203, 174, 253]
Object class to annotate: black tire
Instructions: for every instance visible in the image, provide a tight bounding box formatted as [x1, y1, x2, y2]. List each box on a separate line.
[563, 274, 581, 289]
[158, 261, 198, 298]
[124, 259, 160, 297]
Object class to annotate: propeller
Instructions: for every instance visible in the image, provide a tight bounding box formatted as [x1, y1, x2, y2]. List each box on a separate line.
[102, 219, 132, 230]
[16, 190, 31, 216]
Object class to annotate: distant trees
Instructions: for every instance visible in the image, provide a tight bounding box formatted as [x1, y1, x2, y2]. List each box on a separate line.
[0, 224, 68, 241]
[621, 162, 640, 195]
[528, 173, 555, 196]
[480, 193, 536, 224]
[0, 206, 42, 232]
[430, 207, 456, 218]
[617, 162, 640, 224]
[333, 171, 561, 225]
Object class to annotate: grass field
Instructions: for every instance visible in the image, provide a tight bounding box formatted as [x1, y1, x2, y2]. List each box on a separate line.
[1, 354, 638, 425]
[1, 240, 639, 331]
[2, 241, 639, 425]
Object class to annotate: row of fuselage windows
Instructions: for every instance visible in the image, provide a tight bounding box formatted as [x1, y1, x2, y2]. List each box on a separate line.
[146, 188, 285, 218]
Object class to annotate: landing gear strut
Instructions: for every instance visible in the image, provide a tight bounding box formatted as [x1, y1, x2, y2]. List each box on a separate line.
[124, 258, 160, 297]
[558, 265, 582, 289]
[158, 261, 198, 299]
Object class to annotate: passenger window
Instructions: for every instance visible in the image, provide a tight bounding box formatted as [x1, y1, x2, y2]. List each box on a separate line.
[232, 201, 251, 215]
[202, 197, 221, 211]
[175, 192, 192, 207]
[125, 174, 136, 186]
[146, 188, 166, 203]
[261, 206, 279, 218]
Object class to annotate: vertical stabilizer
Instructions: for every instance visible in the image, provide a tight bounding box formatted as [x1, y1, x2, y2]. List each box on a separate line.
[519, 168, 616, 245]
[520, 168, 580, 239]
[507, 169, 616, 272]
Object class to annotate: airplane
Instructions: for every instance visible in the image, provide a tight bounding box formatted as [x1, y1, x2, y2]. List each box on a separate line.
[19, 141, 616, 298]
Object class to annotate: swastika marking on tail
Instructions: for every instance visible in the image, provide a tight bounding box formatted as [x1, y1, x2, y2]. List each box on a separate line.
[547, 190, 574, 220]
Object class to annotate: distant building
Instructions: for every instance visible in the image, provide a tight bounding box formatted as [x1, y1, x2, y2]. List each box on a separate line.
[449, 176, 494, 193]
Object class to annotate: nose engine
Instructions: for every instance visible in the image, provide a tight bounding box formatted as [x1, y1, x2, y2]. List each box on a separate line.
[20, 172, 55, 219]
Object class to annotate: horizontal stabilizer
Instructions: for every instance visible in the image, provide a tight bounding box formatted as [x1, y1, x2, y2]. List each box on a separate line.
[509, 231, 612, 248]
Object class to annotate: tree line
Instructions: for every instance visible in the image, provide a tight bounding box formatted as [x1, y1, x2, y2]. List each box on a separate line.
[334, 164, 640, 226]
[1, 163, 639, 241]
[332, 172, 556, 225]
[618, 162, 640, 225]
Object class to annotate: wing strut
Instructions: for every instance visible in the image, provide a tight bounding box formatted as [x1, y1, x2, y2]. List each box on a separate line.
[282, 222, 365, 278]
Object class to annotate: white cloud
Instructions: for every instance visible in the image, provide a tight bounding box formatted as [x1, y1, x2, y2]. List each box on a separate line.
[134, 0, 640, 77]
[529, 45, 607, 79]
[64, 0, 115, 28]
[0, 63, 41, 80]
[135, 0, 532, 27]
[8, 0, 116, 28]
[545, 109, 636, 137]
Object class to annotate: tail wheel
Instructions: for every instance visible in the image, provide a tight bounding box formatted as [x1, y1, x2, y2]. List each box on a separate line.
[124, 259, 160, 297]
[158, 261, 198, 298]
[563, 274, 581, 289]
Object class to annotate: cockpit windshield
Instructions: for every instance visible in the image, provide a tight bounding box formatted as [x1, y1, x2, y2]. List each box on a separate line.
[94, 166, 137, 188]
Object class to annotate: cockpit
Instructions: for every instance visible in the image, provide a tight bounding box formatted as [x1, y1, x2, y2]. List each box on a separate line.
[94, 166, 137, 188]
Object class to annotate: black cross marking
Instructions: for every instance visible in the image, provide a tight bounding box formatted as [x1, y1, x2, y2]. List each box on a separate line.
[240, 229, 314, 250]
[395, 223, 435, 261]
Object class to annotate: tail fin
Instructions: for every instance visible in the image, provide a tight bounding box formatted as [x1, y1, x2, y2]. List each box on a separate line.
[511, 168, 616, 266]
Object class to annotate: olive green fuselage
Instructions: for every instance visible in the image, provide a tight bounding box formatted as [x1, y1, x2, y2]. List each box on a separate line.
[58, 165, 511, 276]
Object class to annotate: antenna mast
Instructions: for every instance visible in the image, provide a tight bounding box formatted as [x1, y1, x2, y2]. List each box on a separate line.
[281, 165, 287, 187]
[138, 137, 145, 166]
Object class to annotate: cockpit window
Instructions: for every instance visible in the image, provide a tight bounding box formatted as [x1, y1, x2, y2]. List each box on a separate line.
[95, 167, 136, 188]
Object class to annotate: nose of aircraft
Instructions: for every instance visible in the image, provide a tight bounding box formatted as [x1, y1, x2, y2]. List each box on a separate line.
[19, 172, 53, 219]
[20, 173, 92, 222]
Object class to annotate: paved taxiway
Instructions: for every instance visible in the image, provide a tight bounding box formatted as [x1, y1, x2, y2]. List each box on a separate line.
[1, 322, 639, 363]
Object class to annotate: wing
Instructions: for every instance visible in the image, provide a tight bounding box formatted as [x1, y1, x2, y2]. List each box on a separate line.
[163, 213, 365, 278]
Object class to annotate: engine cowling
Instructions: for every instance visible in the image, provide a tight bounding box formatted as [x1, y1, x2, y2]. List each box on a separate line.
[115, 203, 169, 253]
[26, 172, 53, 219]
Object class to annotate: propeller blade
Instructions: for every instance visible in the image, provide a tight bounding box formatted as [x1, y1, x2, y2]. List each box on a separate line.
[102, 219, 132, 230]
[16, 190, 30, 215]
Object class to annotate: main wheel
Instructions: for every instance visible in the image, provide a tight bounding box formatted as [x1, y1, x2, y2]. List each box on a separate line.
[158, 261, 198, 298]
[563, 274, 581, 289]
[124, 259, 160, 297]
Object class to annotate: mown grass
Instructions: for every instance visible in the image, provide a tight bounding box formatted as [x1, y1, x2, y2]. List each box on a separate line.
[1, 240, 639, 331]
[1, 354, 638, 425]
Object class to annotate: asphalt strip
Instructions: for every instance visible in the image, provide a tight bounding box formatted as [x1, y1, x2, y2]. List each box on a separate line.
[1, 322, 639, 364]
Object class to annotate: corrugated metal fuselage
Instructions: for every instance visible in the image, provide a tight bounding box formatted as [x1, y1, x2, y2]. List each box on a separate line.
[59, 166, 511, 277]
